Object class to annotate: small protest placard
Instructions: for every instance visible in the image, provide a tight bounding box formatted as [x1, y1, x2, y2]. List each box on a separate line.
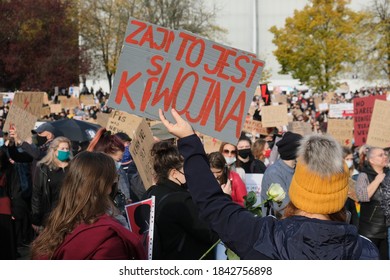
[80, 95, 96, 107]
[353, 95, 386, 146]
[96, 112, 111, 128]
[242, 117, 268, 135]
[202, 134, 222, 153]
[106, 110, 142, 137]
[327, 119, 354, 147]
[61, 97, 80, 109]
[12, 91, 45, 117]
[3, 104, 38, 141]
[49, 103, 62, 114]
[366, 100, 390, 148]
[318, 103, 329, 111]
[130, 119, 155, 189]
[328, 103, 354, 119]
[261, 104, 288, 128]
[288, 121, 313, 136]
[125, 197, 155, 260]
[107, 17, 265, 145]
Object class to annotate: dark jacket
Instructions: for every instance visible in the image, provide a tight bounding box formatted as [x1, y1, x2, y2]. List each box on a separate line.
[358, 164, 388, 239]
[178, 134, 379, 260]
[36, 214, 146, 260]
[31, 164, 67, 226]
[143, 178, 218, 260]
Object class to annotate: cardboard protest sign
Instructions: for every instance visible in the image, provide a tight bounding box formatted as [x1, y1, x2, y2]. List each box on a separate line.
[328, 103, 354, 119]
[130, 119, 155, 189]
[3, 104, 38, 141]
[288, 121, 313, 136]
[202, 134, 222, 153]
[324, 92, 335, 104]
[125, 197, 155, 260]
[61, 97, 80, 109]
[353, 95, 386, 146]
[261, 104, 288, 128]
[107, 17, 265, 145]
[273, 94, 287, 104]
[366, 100, 390, 148]
[96, 112, 112, 127]
[327, 119, 354, 147]
[49, 103, 62, 114]
[106, 110, 142, 137]
[313, 96, 322, 110]
[80, 95, 96, 107]
[12, 91, 45, 117]
[242, 117, 268, 135]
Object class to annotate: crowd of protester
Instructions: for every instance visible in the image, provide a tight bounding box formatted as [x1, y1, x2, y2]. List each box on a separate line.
[0, 85, 389, 260]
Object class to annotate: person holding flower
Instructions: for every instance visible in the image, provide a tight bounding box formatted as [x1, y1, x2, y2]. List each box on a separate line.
[159, 108, 378, 260]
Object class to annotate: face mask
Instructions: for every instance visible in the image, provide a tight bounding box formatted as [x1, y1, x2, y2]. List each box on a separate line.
[345, 160, 354, 169]
[264, 149, 271, 158]
[224, 156, 236, 166]
[115, 161, 122, 170]
[36, 135, 47, 147]
[121, 146, 132, 163]
[57, 150, 70, 162]
[238, 149, 251, 159]
[0, 138, 4, 147]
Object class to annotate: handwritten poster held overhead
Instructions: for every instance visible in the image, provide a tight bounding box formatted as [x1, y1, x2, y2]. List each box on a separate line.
[107, 18, 265, 144]
[366, 100, 390, 148]
[353, 95, 386, 146]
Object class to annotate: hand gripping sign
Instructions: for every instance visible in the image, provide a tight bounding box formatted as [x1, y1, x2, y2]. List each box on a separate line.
[107, 17, 265, 144]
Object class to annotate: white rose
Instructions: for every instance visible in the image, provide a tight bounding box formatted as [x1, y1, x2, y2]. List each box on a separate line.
[266, 183, 286, 203]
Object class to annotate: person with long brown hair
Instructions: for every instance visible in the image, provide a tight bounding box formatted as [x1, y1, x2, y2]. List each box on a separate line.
[159, 108, 378, 260]
[87, 128, 130, 215]
[30, 151, 145, 260]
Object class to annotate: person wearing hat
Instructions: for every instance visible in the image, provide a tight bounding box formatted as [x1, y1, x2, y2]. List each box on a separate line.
[260, 131, 303, 217]
[158, 108, 379, 259]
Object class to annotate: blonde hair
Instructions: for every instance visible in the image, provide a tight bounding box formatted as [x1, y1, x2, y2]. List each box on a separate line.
[37, 137, 73, 169]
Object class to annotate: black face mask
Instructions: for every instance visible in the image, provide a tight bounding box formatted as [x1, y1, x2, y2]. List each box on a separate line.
[32, 135, 47, 147]
[238, 149, 251, 159]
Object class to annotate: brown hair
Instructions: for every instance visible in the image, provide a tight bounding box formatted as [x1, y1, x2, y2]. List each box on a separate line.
[151, 141, 183, 182]
[283, 201, 347, 222]
[30, 151, 117, 259]
[252, 139, 267, 161]
[208, 152, 229, 185]
[87, 128, 124, 155]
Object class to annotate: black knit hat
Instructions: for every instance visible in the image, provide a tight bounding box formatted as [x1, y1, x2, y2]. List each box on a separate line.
[276, 132, 302, 160]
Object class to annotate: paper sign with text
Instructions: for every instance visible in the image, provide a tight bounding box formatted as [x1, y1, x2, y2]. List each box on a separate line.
[245, 174, 263, 206]
[106, 110, 142, 137]
[125, 197, 155, 260]
[242, 117, 268, 135]
[107, 17, 265, 144]
[328, 103, 354, 119]
[4, 104, 38, 141]
[261, 105, 288, 128]
[366, 100, 390, 148]
[12, 92, 45, 117]
[327, 119, 354, 147]
[130, 119, 155, 189]
[353, 95, 386, 146]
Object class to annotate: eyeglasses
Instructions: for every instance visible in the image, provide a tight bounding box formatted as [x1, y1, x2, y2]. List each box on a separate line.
[223, 149, 236, 155]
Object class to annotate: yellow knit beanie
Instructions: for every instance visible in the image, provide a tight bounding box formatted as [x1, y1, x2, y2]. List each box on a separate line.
[288, 134, 349, 214]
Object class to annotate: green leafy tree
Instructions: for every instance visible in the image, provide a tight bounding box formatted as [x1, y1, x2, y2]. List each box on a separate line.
[357, 0, 390, 82]
[78, 0, 226, 90]
[270, 0, 364, 92]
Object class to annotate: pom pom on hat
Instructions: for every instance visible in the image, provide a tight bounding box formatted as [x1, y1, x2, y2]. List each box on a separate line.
[289, 134, 349, 214]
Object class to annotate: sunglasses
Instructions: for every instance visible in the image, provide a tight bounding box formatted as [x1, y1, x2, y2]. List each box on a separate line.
[223, 149, 236, 155]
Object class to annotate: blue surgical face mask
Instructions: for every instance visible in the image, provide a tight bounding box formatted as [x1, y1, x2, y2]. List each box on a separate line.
[115, 161, 122, 170]
[57, 150, 70, 162]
